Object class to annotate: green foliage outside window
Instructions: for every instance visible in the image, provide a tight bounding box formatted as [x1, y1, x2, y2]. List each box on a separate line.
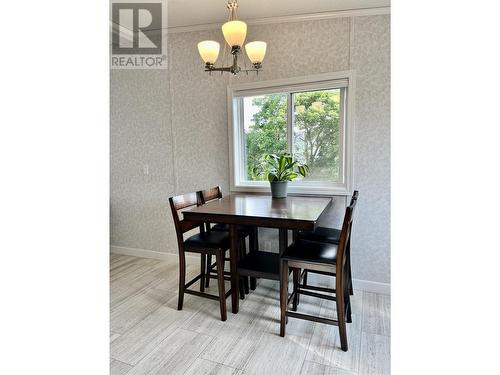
[245, 90, 340, 181]
[245, 94, 288, 180]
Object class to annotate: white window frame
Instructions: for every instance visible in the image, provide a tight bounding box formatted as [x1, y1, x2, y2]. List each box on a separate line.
[227, 71, 355, 196]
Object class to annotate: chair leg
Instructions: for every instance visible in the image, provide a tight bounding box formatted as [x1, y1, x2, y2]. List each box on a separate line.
[292, 268, 299, 311]
[250, 277, 257, 291]
[345, 266, 352, 323]
[244, 276, 250, 294]
[200, 253, 206, 292]
[336, 289, 348, 351]
[178, 251, 186, 311]
[347, 242, 354, 296]
[296, 269, 300, 306]
[205, 254, 212, 288]
[280, 259, 289, 337]
[239, 278, 246, 300]
[215, 251, 227, 321]
[303, 270, 308, 286]
[346, 293, 352, 324]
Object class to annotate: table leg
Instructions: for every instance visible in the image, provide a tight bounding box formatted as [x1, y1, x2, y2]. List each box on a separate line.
[291, 229, 300, 306]
[279, 228, 288, 256]
[249, 226, 258, 290]
[229, 224, 239, 313]
[279, 228, 288, 324]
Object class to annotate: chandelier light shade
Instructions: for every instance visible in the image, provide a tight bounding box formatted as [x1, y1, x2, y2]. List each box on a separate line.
[197, 41, 220, 64]
[245, 41, 267, 65]
[198, 0, 267, 76]
[222, 20, 247, 48]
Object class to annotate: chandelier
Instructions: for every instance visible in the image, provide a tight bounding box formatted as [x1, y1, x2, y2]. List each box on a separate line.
[197, 0, 267, 76]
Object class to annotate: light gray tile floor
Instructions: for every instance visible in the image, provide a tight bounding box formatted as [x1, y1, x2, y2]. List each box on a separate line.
[110, 254, 390, 374]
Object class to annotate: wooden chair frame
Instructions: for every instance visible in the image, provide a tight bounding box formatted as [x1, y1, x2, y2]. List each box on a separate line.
[280, 201, 356, 352]
[169, 191, 231, 321]
[197, 186, 259, 298]
[302, 190, 359, 296]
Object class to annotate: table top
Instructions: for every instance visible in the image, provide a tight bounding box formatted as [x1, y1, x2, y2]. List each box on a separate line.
[182, 193, 332, 230]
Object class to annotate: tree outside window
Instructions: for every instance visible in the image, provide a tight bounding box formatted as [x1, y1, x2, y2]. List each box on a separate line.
[244, 89, 341, 182]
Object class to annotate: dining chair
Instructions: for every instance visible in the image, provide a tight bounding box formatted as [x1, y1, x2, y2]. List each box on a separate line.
[279, 198, 357, 351]
[198, 186, 258, 297]
[298, 190, 358, 296]
[169, 192, 231, 321]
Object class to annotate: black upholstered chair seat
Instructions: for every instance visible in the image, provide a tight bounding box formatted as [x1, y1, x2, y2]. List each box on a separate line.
[184, 231, 229, 249]
[282, 239, 338, 264]
[211, 223, 231, 232]
[298, 227, 341, 244]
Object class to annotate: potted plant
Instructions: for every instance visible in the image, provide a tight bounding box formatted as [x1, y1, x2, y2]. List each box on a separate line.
[259, 153, 309, 198]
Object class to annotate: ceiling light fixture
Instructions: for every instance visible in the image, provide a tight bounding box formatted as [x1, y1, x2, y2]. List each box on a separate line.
[197, 0, 267, 76]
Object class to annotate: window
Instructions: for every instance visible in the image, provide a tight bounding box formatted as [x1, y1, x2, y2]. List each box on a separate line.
[228, 72, 354, 195]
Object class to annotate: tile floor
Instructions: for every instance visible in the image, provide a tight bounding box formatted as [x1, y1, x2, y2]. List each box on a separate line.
[110, 254, 390, 375]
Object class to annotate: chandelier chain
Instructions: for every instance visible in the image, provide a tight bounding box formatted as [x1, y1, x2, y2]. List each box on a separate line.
[227, 0, 238, 21]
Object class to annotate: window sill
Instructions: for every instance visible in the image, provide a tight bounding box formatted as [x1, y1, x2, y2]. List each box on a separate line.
[230, 182, 352, 196]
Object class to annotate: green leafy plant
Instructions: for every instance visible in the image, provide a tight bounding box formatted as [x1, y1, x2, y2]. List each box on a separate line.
[257, 153, 310, 182]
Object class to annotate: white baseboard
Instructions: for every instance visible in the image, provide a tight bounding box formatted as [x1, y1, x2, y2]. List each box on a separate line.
[110, 245, 390, 295]
[352, 278, 390, 295]
[110, 245, 172, 260]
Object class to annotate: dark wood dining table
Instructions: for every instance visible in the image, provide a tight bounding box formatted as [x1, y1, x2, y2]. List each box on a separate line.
[182, 193, 333, 313]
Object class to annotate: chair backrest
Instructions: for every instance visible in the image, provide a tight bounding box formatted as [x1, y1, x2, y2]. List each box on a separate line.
[335, 197, 358, 291]
[349, 190, 359, 206]
[199, 186, 223, 204]
[345, 190, 359, 240]
[169, 192, 203, 246]
[198, 186, 223, 232]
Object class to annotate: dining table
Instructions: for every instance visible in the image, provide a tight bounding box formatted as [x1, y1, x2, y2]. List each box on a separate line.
[182, 193, 333, 313]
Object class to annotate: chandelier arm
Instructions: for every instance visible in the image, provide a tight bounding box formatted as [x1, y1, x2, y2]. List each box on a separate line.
[201, 0, 265, 76]
[206, 66, 262, 73]
[205, 66, 232, 72]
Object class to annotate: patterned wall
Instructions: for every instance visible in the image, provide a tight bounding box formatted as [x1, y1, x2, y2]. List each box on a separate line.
[110, 15, 390, 284]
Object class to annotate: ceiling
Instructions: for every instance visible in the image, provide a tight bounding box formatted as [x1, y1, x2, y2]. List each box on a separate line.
[167, 0, 390, 28]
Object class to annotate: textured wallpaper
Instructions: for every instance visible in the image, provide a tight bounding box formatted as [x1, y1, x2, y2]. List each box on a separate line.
[110, 15, 390, 284]
[350, 16, 391, 284]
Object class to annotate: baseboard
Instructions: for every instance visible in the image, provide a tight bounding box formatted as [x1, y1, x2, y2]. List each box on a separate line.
[110, 245, 390, 295]
[110, 245, 174, 260]
[352, 278, 390, 295]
